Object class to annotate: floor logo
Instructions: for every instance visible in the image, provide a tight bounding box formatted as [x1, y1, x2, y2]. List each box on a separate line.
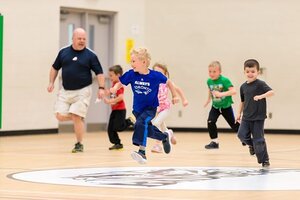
[10, 167, 300, 190]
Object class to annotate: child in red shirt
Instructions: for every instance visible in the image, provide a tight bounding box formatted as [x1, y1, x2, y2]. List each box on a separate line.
[104, 65, 134, 150]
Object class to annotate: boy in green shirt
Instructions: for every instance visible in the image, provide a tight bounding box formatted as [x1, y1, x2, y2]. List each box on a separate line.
[204, 61, 240, 149]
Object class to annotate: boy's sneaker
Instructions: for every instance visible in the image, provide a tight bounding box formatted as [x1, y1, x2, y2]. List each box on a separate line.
[205, 141, 219, 149]
[131, 151, 147, 164]
[127, 115, 136, 127]
[168, 129, 177, 145]
[262, 161, 270, 168]
[249, 145, 255, 155]
[109, 144, 123, 150]
[162, 130, 172, 154]
[72, 142, 84, 153]
[151, 144, 163, 153]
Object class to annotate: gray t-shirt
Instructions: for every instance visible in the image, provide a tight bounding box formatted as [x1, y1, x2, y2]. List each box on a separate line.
[240, 79, 272, 121]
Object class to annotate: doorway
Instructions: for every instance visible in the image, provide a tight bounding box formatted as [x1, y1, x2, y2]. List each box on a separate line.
[59, 8, 115, 132]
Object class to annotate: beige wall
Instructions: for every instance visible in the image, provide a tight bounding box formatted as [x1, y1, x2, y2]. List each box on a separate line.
[1, 0, 59, 131]
[0, 0, 299, 131]
[144, 0, 300, 129]
[0, 0, 145, 131]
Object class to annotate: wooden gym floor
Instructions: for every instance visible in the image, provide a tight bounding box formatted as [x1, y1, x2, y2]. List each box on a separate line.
[0, 131, 300, 200]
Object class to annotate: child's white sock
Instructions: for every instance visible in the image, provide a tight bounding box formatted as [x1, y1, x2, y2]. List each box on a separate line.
[212, 138, 219, 143]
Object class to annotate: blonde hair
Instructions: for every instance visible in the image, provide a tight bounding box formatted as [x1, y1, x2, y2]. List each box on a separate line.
[208, 61, 222, 71]
[152, 62, 169, 78]
[130, 47, 151, 67]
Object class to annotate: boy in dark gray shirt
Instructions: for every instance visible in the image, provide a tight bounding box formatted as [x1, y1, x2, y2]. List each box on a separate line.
[236, 59, 274, 167]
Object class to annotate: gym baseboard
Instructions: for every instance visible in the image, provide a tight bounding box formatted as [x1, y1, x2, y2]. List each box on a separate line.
[0, 128, 58, 136]
[0, 126, 299, 136]
[169, 127, 300, 134]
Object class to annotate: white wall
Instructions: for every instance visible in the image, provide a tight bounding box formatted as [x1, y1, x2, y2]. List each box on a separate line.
[0, 0, 299, 131]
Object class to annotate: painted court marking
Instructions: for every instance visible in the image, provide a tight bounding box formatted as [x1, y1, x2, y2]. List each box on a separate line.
[9, 167, 300, 190]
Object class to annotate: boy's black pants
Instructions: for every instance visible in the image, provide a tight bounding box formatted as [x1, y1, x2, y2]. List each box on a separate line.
[108, 109, 130, 144]
[207, 106, 240, 139]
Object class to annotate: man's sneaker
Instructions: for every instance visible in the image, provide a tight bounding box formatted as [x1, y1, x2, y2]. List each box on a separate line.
[72, 142, 84, 153]
[262, 161, 270, 168]
[168, 129, 177, 145]
[131, 151, 147, 164]
[249, 145, 255, 155]
[151, 144, 163, 153]
[205, 141, 219, 149]
[162, 130, 172, 154]
[109, 144, 123, 150]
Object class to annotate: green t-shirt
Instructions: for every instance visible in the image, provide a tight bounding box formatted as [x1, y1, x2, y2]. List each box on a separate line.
[207, 75, 234, 109]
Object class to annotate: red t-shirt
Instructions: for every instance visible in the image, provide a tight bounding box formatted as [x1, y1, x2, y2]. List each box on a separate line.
[111, 81, 126, 110]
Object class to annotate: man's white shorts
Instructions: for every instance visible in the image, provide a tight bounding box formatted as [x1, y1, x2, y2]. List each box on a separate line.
[54, 85, 92, 118]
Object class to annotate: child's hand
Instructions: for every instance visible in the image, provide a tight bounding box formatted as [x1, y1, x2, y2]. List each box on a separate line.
[182, 100, 189, 107]
[104, 97, 117, 105]
[253, 95, 263, 101]
[235, 114, 241, 123]
[203, 100, 210, 108]
[110, 87, 116, 94]
[212, 91, 223, 98]
[172, 96, 180, 104]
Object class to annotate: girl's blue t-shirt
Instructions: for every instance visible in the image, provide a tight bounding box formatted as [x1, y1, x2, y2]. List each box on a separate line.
[120, 69, 167, 113]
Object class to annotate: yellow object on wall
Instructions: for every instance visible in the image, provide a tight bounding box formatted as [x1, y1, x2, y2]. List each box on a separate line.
[126, 39, 134, 63]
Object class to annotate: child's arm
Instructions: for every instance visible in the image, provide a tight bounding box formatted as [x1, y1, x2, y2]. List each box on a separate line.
[174, 84, 189, 107]
[110, 82, 123, 94]
[253, 90, 274, 101]
[236, 102, 244, 123]
[203, 89, 211, 108]
[104, 93, 124, 105]
[166, 79, 179, 104]
[212, 86, 236, 98]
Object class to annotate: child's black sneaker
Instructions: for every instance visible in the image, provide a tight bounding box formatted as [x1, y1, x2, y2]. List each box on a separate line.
[126, 115, 136, 127]
[72, 142, 84, 153]
[131, 151, 147, 164]
[162, 130, 172, 154]
[205, 141, 219, 149]
[262, 161, 270, 168]
[109, 144, 123, 150]
[249, 145, 255, 155]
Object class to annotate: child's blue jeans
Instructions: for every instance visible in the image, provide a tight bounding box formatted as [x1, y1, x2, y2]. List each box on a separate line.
[132, 107, 167, 147]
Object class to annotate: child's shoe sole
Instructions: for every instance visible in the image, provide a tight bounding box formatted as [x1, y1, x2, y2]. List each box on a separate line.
[131, 151, 147, 164]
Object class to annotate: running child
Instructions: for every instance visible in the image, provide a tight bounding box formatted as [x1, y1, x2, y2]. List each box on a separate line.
[151, 62, 189, 153]
[236, 59, 274, 167]
[203, 61, 240, 149]
[110, 47, 179, 164]
[103, 65, 134, 150]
